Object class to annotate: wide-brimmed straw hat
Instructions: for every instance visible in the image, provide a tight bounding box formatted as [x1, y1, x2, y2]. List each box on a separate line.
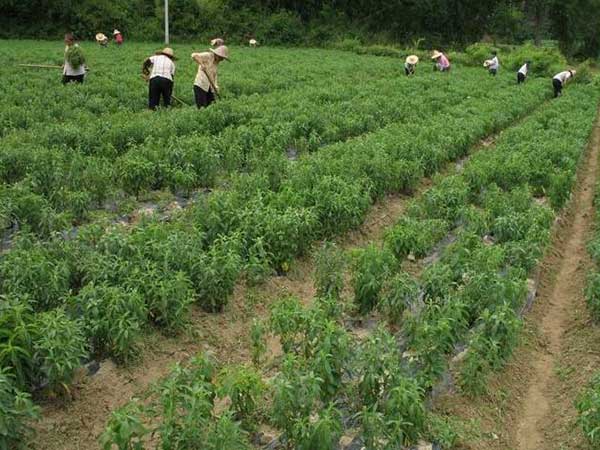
[431, 50, 443, 59]
[570, 69, 577, 76]
[406, 55, 419, 65]
[483, 59, 492, 67]
[210, 38, 224, 47]
[113, 30, 121, 35]
[159, 47, 176, 59]
[96, 33, 107, 41]
[210, 45, 230, 61]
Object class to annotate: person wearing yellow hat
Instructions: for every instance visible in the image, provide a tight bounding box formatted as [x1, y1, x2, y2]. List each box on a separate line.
[405, 55, 419, 76]
[142, 47, 177, 110]
[191, 45, 230, 109]
[432, 50, 451, 72]
[552, 69, 576, 98]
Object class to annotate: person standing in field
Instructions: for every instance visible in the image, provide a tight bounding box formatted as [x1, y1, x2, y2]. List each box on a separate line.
[143, 47, 176, 110]
[552, 69, 576, 98]
[432, 50, 450, 72]
[517, 62, 530, 84]
[114, 30, 123, 45]
[488, 51, 499, 76]
[191, 45, 230, 109]
[96, 33, 108, 47]
[405, 55, 419, 76]
[63, 33, 86, 84]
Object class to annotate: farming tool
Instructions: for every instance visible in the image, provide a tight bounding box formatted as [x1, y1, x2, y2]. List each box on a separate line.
[19, 63, 91, 71]
[201, 67, 220, 101]
[171, 94, 189, 106]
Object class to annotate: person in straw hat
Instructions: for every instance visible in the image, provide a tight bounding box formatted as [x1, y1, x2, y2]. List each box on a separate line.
[142, 47, 177, 110]
[191, 45, 230, 109]
[431, 50, 450, 72]
[552, 69, 576, 98]
[405, 55, 419, 76]
[96, 33, 108, 47]
[113, 29, 123, 45]
[487, 50, 499, 76]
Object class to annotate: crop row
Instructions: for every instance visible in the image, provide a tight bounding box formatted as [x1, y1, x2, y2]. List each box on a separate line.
[0, 69, 542, 238]
[95, 84, 598, 449]
[0, 71, 550, 417]
[0, 44, 405, 135]
[577, 174, 600, 447]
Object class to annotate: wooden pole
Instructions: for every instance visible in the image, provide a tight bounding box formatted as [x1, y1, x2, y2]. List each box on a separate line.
[19, 64, 62, 69]
[172, 95, 189, 106]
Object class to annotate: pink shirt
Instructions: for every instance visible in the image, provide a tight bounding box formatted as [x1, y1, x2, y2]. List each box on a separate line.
[438, 54, 450, 69]
[115, 34, 123, 44]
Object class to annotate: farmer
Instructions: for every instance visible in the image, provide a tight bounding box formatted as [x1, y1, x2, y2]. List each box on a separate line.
[63, 33, 86, 84]
[114, 30, 123, 45]
[143, 47, 176, 110]
[517, 62, 530, 84]
[487, 51, 499, 76]
[552, 69, 576, 98]
[405, 55, 419, 76]
[432, 50, 451, 72]
[95, 33, 108, 47]
[191, 45, 230, 109]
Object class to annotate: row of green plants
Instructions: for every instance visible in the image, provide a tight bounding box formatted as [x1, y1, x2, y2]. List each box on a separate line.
[0, 66, 524, 237]
[0, 70, 550, 396]
[349, 83, 598, 396]
[576, 180, 600, 448]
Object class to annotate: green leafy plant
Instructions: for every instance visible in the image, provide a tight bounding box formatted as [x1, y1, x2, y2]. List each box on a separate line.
[313, 242, 346, 299]
[217, 365, 265, 429]
[0, 368, 40, 449]
[351, 244, 396, 314]
[576, 373, 600, 449]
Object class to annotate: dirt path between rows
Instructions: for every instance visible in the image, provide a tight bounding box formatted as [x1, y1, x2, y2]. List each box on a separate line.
[514, 112, 600, 449]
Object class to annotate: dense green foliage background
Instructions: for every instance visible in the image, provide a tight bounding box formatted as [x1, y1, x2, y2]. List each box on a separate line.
[1, 0, 600, 57]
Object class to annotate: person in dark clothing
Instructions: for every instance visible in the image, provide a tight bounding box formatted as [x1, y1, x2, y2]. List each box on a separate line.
[517, 62, 530, 84]
[552, 69, 576, 98]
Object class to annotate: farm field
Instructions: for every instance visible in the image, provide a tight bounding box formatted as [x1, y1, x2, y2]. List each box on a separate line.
[1, 39, 600, 450]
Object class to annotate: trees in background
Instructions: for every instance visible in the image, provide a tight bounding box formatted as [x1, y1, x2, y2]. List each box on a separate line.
[0, 0, 599, 57]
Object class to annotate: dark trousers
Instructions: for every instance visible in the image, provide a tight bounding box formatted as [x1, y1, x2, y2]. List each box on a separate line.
[405, 67, 414, 76]
[553, 78, 563, 98]
[517, 72, 526, 84]
[62, 75, 84, 84]
[149, 76, 173, 110]
[489, 68, 497, 76]
[194, 86, 215, 108]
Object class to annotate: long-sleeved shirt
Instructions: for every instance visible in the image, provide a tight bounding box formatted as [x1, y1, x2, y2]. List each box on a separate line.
[437, 54, 450, 70]
[191, 52, 219, 92]
[489, 56, 499, 70]
[63, 45, 86, 76]
[553, 71, 573, 84]
[518, 64, 528, 76]
[149, 55, 175, 81]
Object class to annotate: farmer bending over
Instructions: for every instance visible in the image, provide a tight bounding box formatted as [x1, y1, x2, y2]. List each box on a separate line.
[432, 50, 450, 72]
[143, 47, 176, 110]
[552, 69, 576, 98]
[191, 45, 230, 109]
[405, 55, 419, 76]
[487, 51, 499, 76]
[63, 33, 86, 84]
[517, 62, 530, 84]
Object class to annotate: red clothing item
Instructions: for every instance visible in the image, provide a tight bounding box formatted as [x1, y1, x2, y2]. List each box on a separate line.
[115, 33, 123, 44]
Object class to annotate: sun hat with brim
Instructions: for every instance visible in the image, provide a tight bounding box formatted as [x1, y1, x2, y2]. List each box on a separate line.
[431, 50, 443, 59]
[406, 55, 419, 65]
[570, 69, 577, 76]
[210, 45, 230, 61]
[113, 30, 121, 35]
[483, 60, 492, 67]
[159, 47, 176, 59]
[96, 33, 107, 41]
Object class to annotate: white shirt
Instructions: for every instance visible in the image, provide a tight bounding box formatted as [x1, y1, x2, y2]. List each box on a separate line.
[63, 45, 86, 76]
[553, 71, 572, 83]
[518, 64, 528, 76]
[489, 56, 499, 70]
[149, 55, 176, 81]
